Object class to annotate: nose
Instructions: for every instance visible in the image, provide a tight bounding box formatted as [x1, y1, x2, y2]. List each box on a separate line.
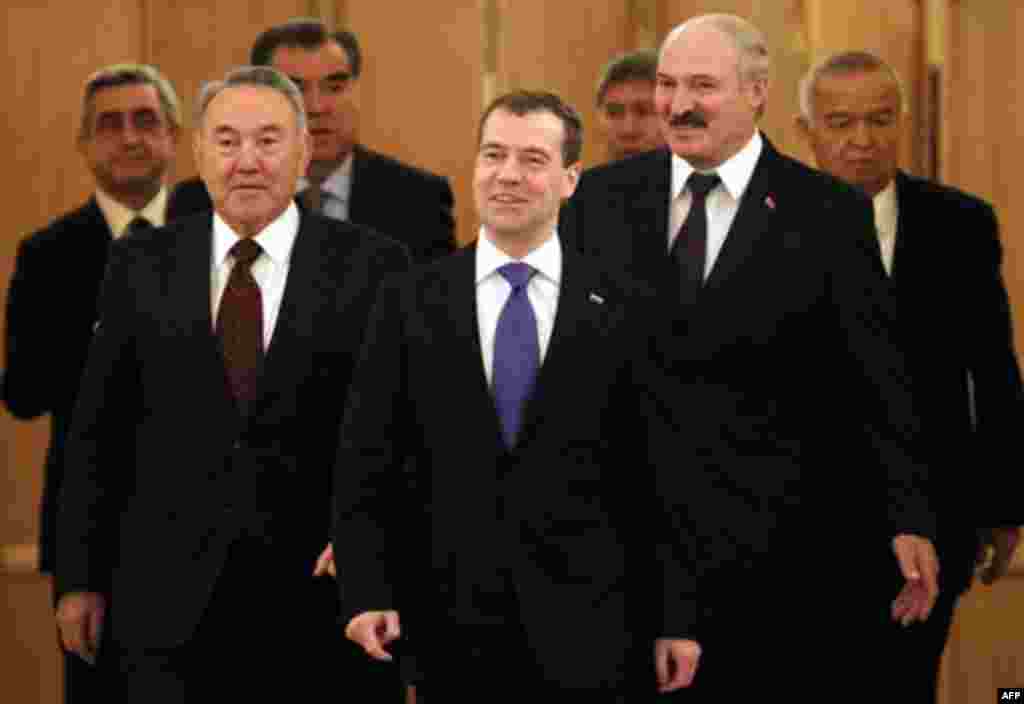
[670, 86, 696, 117]
[236, 141, 260, 170]
[496, 156, 522, 183]
[850, 120, 875, 148]
[304, 84, 327, 115]
[120, 122, 143, 145]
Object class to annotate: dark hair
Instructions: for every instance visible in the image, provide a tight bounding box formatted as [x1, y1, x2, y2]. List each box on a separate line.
[250, 18, 362, 78]
[478, 90, 583, 166]
[596, 48, 658, 106]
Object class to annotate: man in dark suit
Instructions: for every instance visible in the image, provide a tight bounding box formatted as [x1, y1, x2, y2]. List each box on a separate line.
[797, 50, 1023, 704]
[595, 48, 665, 162]
[561, 15, 939, 699]
[2, 63, 180, 703]
[54, 66, 409, 702]
[167, 18, 455, 262]
[336, 91, 664, 700]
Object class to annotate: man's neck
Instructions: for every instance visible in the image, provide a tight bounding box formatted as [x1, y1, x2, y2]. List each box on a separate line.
[307, 154, 350, 185]
[107, 182, 162, 212]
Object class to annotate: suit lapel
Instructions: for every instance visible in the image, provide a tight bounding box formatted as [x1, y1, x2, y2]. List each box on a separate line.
[171, 216, 236, 417]
[444, 245, 506, 445]
[891, 171, 917, 281]
[628, 149, 673, 275]
[704, 140, 780, 290]
[347, 145, 369, 225]
[249, 215, 324, 410]
[516, 245, 605, 449]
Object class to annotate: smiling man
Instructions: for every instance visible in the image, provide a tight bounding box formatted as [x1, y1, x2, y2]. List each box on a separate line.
[561, 14, 940, 700]
[336, 90, 660, 701]
[2, 63, 179, 704]
[168, 18, 455, 263]
[53, 66, 409, 701]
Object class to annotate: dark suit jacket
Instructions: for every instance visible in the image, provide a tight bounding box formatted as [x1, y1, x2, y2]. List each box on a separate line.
[562, 141, 934, 642]
[3, 199, 113, 574]
[54, 211, 410, 649]
[167, 145, 456, 263]
[889, 170, 1024, 595]
[333, 242, 656, 691]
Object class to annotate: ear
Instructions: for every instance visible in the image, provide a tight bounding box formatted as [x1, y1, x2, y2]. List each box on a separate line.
[192, 130, 204, 177]
[562, 162, 581, 200]
[794, 114, 811, 143]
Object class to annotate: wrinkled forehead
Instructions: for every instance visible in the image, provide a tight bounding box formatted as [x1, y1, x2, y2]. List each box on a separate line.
[659, 24, 741, 77]
[815, 70, 902, 113]
[203, 84, 299, 132]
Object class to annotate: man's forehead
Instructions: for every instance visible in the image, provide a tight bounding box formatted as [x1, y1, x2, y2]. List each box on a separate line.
[92, 83, 162, 111]
[815, 71, 901, 111]
[483, 110, 563, 145]
[270, 41, 351, 78]
[659, 25, 739, 74]
[604, 80, 655, 102]
[204, 85, 296, 129]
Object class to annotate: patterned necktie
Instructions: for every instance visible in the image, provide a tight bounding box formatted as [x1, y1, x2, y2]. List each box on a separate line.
[492, 262, 539, 449]
[670, 172, 720, 302]
[216, 238, 264, 407]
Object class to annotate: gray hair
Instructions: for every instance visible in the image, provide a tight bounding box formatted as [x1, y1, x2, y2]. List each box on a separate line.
[80, 63, 181, 139]
[664, 14, 770, 84]
[195, 65, 307, 132]
[798, 51, 904, 123]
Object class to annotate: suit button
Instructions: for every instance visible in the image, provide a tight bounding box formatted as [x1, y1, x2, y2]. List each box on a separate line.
[233, 440, 243, 450]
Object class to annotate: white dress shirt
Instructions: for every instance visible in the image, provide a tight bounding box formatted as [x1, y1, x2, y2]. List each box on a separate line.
[475, 229, 560, 385]
[211, 203, 301, 349]
[872, 179, 899, 276]
[95, 186, 168, 238]
[668, 131, 763, 279]
[298, 152, 354, 221]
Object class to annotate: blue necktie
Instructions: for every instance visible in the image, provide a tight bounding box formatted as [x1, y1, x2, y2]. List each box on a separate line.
[492, 262, 539, 449]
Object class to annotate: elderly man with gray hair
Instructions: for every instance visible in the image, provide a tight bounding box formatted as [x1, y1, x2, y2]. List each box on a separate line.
[797, 49, 1024, 704]
[3, 62, 180, 704]
[53, 65, 409, 701]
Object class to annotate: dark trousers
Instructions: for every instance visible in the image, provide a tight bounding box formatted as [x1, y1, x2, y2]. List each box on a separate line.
[416, 621, 641, 703]
[105, 538, 404, 703]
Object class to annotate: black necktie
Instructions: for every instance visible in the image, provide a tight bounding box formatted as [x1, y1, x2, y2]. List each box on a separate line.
[670, 172, 720, 303]
[216, 239, 264, 407]
[126, 216, 153, 237]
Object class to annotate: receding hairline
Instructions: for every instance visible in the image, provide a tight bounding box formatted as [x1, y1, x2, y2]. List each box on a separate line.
[660, 13, 770, 82]
[798, 51, 904, 123]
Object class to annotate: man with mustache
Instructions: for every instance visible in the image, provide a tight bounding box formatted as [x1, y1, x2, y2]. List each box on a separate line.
[168, 17, 455, 263]
[798, 50, 1023, 704]
[561, 14, 938, 700]
[3, 63, 180, 703]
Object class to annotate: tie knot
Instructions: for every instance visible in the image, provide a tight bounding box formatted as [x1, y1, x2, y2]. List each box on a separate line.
[498, 262, 535, 291]
[688, 172, 720, 199]
[127, 216, 153, 235]
[230, 238, 263, 267]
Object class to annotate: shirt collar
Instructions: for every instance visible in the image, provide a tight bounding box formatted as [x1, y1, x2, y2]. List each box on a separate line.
[95, 186, 168, 238]
[297, 152, 354, 202]
[475, 227, 562, 287]
[872, 178, 898, 233]
[212, 201, 300, 267]
[671, 131, 763, 202]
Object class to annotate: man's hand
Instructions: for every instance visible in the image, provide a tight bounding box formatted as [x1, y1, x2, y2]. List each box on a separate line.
[655, 638, 701, 692]
[345, 610, 401, 662]
[891, 534, 939, 626]
[56, 592, 106, 664]
[312, 542, 336, 578]
[978, 526, 1021, 585]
